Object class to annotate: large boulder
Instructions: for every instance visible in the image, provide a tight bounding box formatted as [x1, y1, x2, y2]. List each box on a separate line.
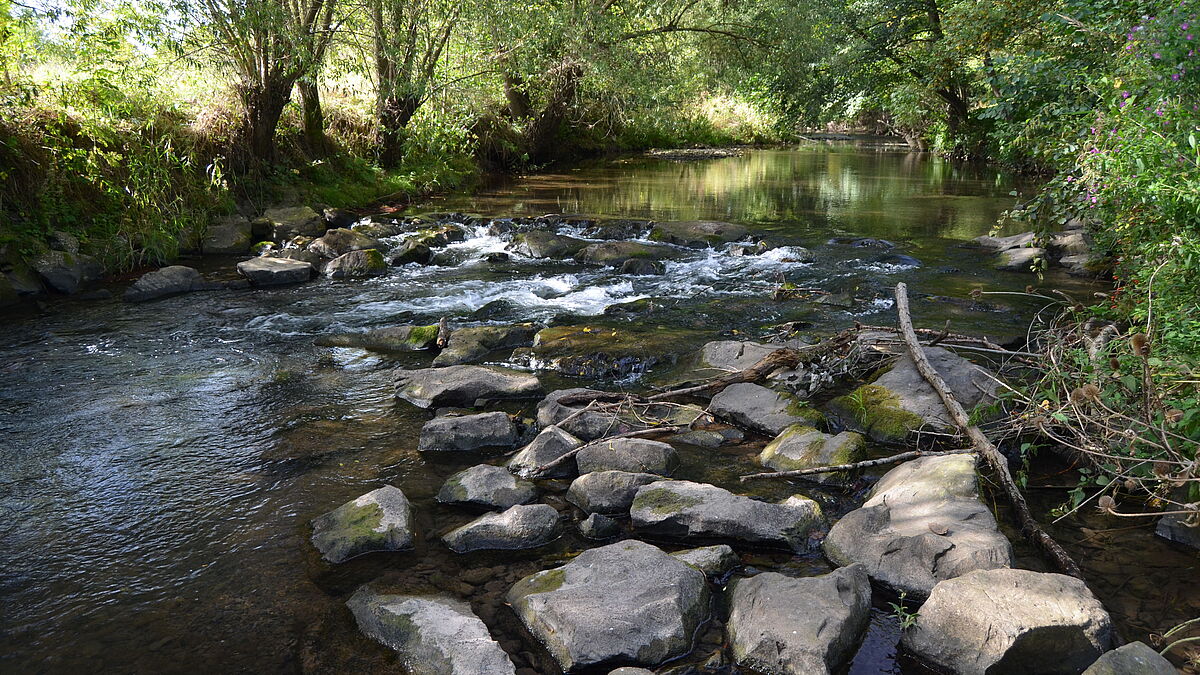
[324, 249, 387, 278]
[576, 241, 668, 266]
[670, 544, 738, 577]
[509, 231, 588, 259]
[728, 565, 871, 675]
[576, 437, 678, 476]
[310, 485, 414, 563]
[237, 257, 315, 286]
[308, 228, 382, 258]
[507, 426, 582, 478]
[264, 206, 324, 240]
[31, 250, 103, 294]
[442, 504, 561, 553]
[758, 425, 866, 484]
[437, 464, 537, 509]
[203, 214, 252, 254]
[649, 220, 747, 248]
[901, 568, 1114, 675]
[346, 587, 515, 675]
[432, 324, 540, 367]
[631, 480, 823, 551]
[566, 470, 663, 515]
[395, 365, 542, 408]
[418, 412, 518, 454]
[123, 265, 217, 303]
[1050, 230, 1092, 257]
[708, 383, 822, 436]
[996, 246, 1045, 272]
[1083, 642, 1177, 675]
[829, 345, 997, 443]
[507, 539, 710, 671]
[315, 324, 440, 352]
[388, 240, 433, 266]
[823, 454, 1012, 599]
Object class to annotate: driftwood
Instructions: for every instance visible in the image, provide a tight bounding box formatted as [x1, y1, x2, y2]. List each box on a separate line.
[739, 448, 975, 482]
[436, 317, 451, 348]
[530, 426, 682, 477]
[894, 282, 1083, 578]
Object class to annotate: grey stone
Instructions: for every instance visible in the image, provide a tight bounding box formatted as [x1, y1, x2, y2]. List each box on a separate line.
[324, 249, 387, 278]
[728, 565, 871, 675]
[507, 426, 582, 478]
[576, 438, 678, 476]
[311, 485, 413, 563]
[709, 382, 819, 436]
[608, 669, 655, 675]
[996, 246, 1045, 271]
[443, 504, 561, 553]
[315, 325, 440, 352]
[437, 464, 537, 509]
[395, 365, 543, 409]
[1060, 253, 1103, 277]
[274, 247, 323, 267]
[758, 425, 866, 484]
[670, 544, 738, 576]
[631, 480, 823, 551]
[418, 412, 518, 453]
[0, 275, 18, 308]
[388, 240, 432, 265]
[902, 568, 1113, 675]
[237, 257, 314, 286]
[650, 220, 748, 248]
[620, 258, 663, 275]
[1083, 642, 1177, 675]
[579, 513, 620, 539]
[824, 454, 1012, 599]
[308, 228, 381, 258]
[1156, 512, 1200, 550]
[566, 471, 662, 514]
[973, 231, 1035, 250]
[264, 206, 324, 240]
[123, 265, 217, 302]
[509, 231, 588, 259]
[432, 324, 540, 367]
[1050, 230, 1092, 256]
[696, 340, 788, 373]
[49, 230, 79, 254]
[537, 388, 646, 441]
[347, 587, 515, 675]
[577, 241, 668, 266]
[32, 250, 103, 294]
[203, 214, 252, 254]
[507, 539, 710, 671]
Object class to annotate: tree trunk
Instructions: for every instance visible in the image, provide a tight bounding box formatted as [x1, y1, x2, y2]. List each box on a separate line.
[238, 78, 294, 170]
[298, 78, 329, 158]
[377, 93, 421, 167]
[525, 62, 582, 164]
[503, 72, 532, 119]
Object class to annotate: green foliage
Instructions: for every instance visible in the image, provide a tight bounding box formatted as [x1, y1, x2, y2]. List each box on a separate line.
[889, 591, 920, 630]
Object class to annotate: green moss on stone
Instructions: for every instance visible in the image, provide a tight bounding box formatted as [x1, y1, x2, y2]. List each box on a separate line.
[362, 248, 387, 271]
[830, 384, 924, 442]
[633, 487, 703, 515]
[518, 568, 567, 596]
[783, 396, 826, 427]
[407, 324, 441, 348]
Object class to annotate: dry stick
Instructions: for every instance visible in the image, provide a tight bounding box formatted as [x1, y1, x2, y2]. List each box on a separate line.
[531, 426, 682, 477]
[740, 448, 975, 482]
[436, 317, 451, 348]
[894, 282, 1084, 579]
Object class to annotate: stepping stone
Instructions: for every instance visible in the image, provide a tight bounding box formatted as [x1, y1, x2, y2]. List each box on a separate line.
[443, 504, 561, 553]
[395, 365, 542, 408]
[310, 485, 413, 563]
[507, 426, 581, 478]
[575, 437, 678, 476]
[437, 464, 537, 510]
[566, 470, 662, 515]
[758, 425, 865, 483]
[418, 412, 518, 454]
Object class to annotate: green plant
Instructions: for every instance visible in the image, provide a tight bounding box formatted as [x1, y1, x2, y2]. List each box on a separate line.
[889, 591, 920, 629]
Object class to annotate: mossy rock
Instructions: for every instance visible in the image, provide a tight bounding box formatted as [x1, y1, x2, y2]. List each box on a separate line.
[633, 486, 704, 516]
[648, 220, 748, 248]
[758, 424, 866, 483]
[828, 384, 925, 443]
[315, 324, 440, 352]
[532, 324, 701, 378]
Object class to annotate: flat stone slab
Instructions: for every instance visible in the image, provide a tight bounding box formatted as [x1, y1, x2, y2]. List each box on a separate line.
[575, 437, 679, 476]
[507, 539, 710, 671]
[347, 587, 515, 675]
[237, 257, 314, 286]
[418, 412, 518, 453]
[315, 324, 440, 352]
[432, 324, 539, 366]
[442, 504, 561, 553]
[123, 265, 217, 302]
[631, 480, 823, 551]
[507, 426, 582, 478]
[823, 454, 1013, 599]
[996, 246, 1045, 271]
[973, 231, 1035, 251]
[708, 382, 821, 436]
[902, 568, 1113, 675]
[311, 485, 413, 563]
[566, 470, 663, 515]
[437, 464, 537, 510]
[728, 565, 871, 675]
[396, 365, 542, 408]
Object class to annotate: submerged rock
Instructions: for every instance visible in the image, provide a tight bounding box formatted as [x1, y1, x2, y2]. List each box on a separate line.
[576, 241, 668, 266]
[728, 565, 871, 675]
[901, 568, 1113, 674]
[509, 231, 588, 259]
[315, 324, 440, 352]
[708, 382, 822, 436]
[308, 228, 381, 258]
[532, 325, 690, 379]
[566, 470, 663, 515]
[418, 412, 518, 453]
[346, 587, 515, 675]
[649, 220, 748, 248]
[437, 464, 537, 509]
[824, 454, 1013, 599]
[310, 485, 413, 563]
[507, 426, 582, 478]
[203, 214, 252, 254]
[123, 266, 217, 303]
[1155, 511, 1200, 550]
[324, 249, 387, 278]
[432, 324, 539, 367]
[264, 206, 324, 240]
[631, 480, 822, 551]
[237, 257, 315, 286]
[670, 544, 738, 577]
[395, 365, 542, 408]
[1083, 642, 1177, 675]
[575, 437, 678, 476]
[443, 503, 561, 553]
[758, 425, 866, 484]
[996, 246, 1045, 272]
[506, 539, 710, 671]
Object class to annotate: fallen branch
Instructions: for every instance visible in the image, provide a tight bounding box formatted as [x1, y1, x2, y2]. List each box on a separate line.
[740, 448, 975, 482]
[530, 426, 682, 477]
[894, 282, 1083, 578]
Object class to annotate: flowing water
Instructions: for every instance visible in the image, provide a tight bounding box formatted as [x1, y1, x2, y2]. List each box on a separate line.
[1, 146, 1193, 674]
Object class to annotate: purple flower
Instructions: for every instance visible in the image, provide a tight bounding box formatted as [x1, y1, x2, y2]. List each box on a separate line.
[1173, 73, 1182, 80]
[1154, 52, 1163, 58]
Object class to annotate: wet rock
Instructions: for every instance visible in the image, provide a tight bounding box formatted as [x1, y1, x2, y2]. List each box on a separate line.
[507, 539, 710, 671]
[507, 426, 582, 478]
[996, 246, 1045, 271]
[695, 340, 789, 373]
[433, 324, 540, 367]
[388, 240, 433, 266]
[728, 565, 871, 675]
[443, 503, 560, 553]
[325, 249, 387, 278]
[264, 206, 325, 240]
[310, 485, 414, 563]
[577, 241, 668, 267]
[346, 587, 515, 675]
[274, 247, 324, 268]
[828, 345, 997, 443]
[471, 299, 516, 320]
[308, 228, 382, 258]
[1155, 512, 1200, 550]
[418, 412, 518, 453]
[49, 230, 79, 254]
[315, 324, 440, 352]
[509, 231, 588, 259]
[532, 325, 690, 379]
[566, 470, 663, 515]
[579, 513, 620, 539]
[758, 425, 866, 484]
[437, 464, 537, 510]
[237, 257, 315, 286]
[323, 207, 358, 229]
[973, 231, 1035, 251]
[203, 214, 252, 254]
[0, 275, 18, 308]
[1050, 230, 1092, 256]
[708, 383, 822, 436]
[631, 480, 823, 551]
[32, 250, 103, 294]
[1083, 642, 1177, 675]
[620, 258, 663, 275]
[1060, 253, 1103, 277]
[576, 438, 678, 476]
[877, 253, 922, 268]
[123, 265, 218, 303]
[484, 252, 510, 263]
[901, 568, 1113, 674]
[670, 544, 738, 576]
[824, 454, 1013, 599]
[608, 669, 655, 675]
[395, 365, 543, 408]
[649, 220, 748, 248]
[537, 388, 642, 441]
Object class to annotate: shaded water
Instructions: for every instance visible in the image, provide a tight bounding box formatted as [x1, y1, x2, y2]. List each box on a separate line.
[1, 146, 1190, 673]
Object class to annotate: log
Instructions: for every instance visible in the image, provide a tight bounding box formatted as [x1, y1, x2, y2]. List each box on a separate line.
[739, 448, 975, 482]
[894, 282, 1083, 578]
